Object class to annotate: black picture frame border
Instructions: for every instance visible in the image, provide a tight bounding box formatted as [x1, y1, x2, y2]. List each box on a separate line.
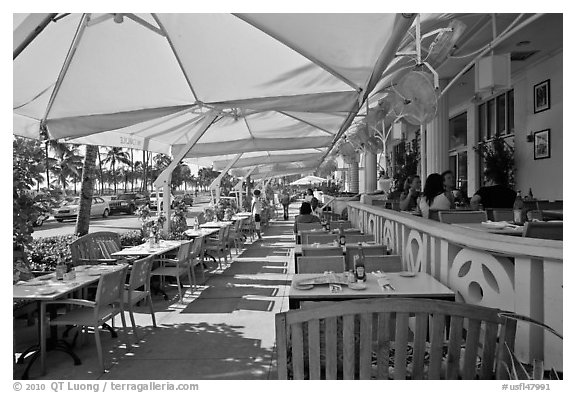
[533, 128, 551, 160]
[533, 79, 551, 114]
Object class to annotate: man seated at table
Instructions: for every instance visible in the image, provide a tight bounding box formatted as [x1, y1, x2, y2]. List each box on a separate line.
[470, 168, 516, 210]
[294, 202, 321, 234]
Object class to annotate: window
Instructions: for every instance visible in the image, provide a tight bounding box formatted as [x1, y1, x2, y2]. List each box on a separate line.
[449, 112, 467, 149]
[478, 89, 514, 140]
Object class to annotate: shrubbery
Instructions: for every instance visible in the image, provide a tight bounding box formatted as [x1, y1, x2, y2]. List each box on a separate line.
[26, 235, 78, 271]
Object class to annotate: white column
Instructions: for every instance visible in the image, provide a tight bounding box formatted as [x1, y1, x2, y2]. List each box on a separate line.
[425, 80, 449, 177]
[364, 150, 377, 193]
[349, 159, 359, 194]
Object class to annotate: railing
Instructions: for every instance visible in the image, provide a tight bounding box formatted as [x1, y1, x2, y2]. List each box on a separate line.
[347, 202, 563, 371]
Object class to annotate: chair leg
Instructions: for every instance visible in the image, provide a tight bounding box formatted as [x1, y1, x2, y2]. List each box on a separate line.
[119, 310, 132, 351]
[190, 265, 197, 290]
[128, 307, 138, 341]
[147, 293, 157, 328]
[175, 275, 183, 302]
[187, 268, 194, 293]
[94, 326, 105, 372]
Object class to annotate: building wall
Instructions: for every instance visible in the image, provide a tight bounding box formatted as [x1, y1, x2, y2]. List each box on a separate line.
[512, 51, 563, 201]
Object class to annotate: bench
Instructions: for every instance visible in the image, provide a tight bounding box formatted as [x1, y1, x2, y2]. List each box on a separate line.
[69, 231, 123, 265]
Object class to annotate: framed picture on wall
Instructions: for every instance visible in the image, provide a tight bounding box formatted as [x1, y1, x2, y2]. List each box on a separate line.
[534, 79, 550, 113]
[534, 129, 550, 160]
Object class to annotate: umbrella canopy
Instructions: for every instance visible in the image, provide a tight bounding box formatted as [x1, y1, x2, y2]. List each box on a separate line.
[290, 175, 328, 186]
[13, 13, 415, 162]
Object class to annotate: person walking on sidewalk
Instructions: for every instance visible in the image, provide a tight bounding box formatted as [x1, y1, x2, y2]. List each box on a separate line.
[281, 189, 291, 220]
[251, 189, 264, 240]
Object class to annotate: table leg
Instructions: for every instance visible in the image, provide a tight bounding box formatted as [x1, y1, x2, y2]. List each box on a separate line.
[39, 301, 46, 375]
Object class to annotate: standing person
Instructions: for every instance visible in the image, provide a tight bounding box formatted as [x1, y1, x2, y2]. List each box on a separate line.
[399, 175, 421, 211]
[281, 189, 291, 220]
[310, 195, 320, 216]
[470, 169, 516, 210]
[251, 189, 263, 240]
[304, 188, 314, 203]
[418, 173, 452, 219]
[441, 170, 456, 209]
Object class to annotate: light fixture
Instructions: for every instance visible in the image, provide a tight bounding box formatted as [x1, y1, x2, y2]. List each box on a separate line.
[113, 13, 124, 24]
[516, 40, 531, 47]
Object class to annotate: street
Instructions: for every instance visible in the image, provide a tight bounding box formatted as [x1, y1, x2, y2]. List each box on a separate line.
[33, 198, 212, 239]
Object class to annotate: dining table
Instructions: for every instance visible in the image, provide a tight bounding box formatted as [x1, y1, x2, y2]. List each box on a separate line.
[200, 221, 233, 229]
[184, 227, 220, 239]
[13, 264, 126, 377]
[111, 239, 184, 257]
[452, 222, 524, 236]
[288, 271, 454, 309]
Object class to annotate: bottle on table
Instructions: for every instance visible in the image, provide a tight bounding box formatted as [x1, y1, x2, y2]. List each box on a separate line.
[338, 229, 346, 246]
[354, 243, 366, 282]
[513, 190, 527, 225]
[55, 253, 66, 280]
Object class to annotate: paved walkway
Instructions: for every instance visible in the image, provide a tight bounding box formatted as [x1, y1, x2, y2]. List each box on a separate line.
[14, 205, 299, 380]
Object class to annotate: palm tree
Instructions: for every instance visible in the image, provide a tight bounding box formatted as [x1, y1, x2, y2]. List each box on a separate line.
[102, 147, 131, 194]
[75, 145, 98, 236]
[50, 145, 84, 194]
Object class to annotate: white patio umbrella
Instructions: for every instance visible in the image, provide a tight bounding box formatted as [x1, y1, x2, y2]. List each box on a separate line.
[290, 175, 328, 186]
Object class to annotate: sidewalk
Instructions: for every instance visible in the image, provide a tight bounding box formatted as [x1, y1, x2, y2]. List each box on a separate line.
[14, 205, 299, 380]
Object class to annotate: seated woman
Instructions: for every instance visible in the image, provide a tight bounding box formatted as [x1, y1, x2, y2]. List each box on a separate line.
[419, 173, 452, 219]
[293, 201, 321, 233]
[399, 175, 421, 211]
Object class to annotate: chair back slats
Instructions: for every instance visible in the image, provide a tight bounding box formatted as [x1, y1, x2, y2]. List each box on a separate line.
[522, 221, 563, 240]
[344, 234, 375, 244]
[363, 255, 402, 273]
[462, 318, 482, 379]
[292, 322, 305, 380]
[95, 267, 127, 309]
[302, 246, 342, 257]
[428, 313, 447, 379]
[297, 256, 345, 274]
[308, 319, 321, 380]
[342, 314, 355, 379]
[345, 245, 387, 270]
[331, 221, 352, 229]
[176, 241, 192, 263]
[438, 211, 488, 224]
[297, 222, 323, 232]
[303, 233, 338, 245]
[359, 313, 373, 380]
[276, 298, 517, 380]
[489, 209, 514, 222]
[275, 313, 289, 380]
[129, 255, 153, 291]
[376, 312, 391, 380]
[446, 315, 464, 379]
[480, 321, 500, 379]
[392, 312, 409, 379]
[189, 237, 203, 259]
[412, 312, 429, 380]
[325, 317, 338, 380]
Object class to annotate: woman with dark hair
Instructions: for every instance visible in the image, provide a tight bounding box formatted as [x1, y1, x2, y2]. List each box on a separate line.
[441, 170, 456, 209]
[418, 173, 451, 219]
[293, 201, 321, 233]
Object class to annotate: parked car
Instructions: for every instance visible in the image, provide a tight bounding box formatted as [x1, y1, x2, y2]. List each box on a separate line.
[149, 191, 175, 211]
[108, 192, 150, 215]
[54, 196, 110, 222]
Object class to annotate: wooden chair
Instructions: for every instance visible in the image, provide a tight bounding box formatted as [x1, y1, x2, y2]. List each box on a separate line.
[438, 210, 487, 224]
[331, 220, 353, 230]
[364, 255, 403, 272]
[47, 266, 130, 372]
[303, 233, 338, 245]
[227, 219, 244, 254]
[536, 200, 562, 210]
[151, 241, 193, 302]
[275, 298, 517, 380]
[485, 208, 513, 222]
[123, 255, 156, 340]
[522, 221, 563, 240]
[69, 232, 122, 266]
[344, 244, 388, 270]
[296, 256, 346, 274]
[321, 211, 340, 222]
[302, 245, 343, 257]
[204, 228, 229, 268]
[188, 236, 205, 288]
[342, 234, 375, 244]
[297, 222, 323, 232]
